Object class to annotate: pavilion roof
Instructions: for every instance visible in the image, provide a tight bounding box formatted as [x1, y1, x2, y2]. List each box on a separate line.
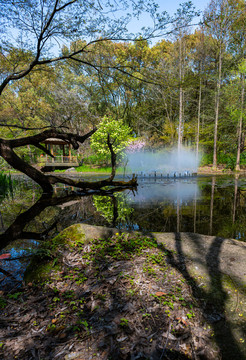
[43, 138, 70, 145]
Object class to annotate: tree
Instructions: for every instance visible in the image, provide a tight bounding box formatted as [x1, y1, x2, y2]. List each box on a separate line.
[90, 116, 131, 178]
[0, 0, 181, 192]
[228, 0, 246, 170]
[171, 2, 200, 151]
[204, 0, 235, 169]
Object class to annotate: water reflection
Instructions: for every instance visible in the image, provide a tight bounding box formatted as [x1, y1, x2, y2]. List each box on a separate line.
[1, 175, 246, 244]
[92, 176, 246, 240]
[118, 176, 246, 240]
[127, 178, 199, 203]
[1, 175, 246, 289]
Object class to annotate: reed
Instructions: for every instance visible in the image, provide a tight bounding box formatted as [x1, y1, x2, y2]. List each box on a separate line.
[0, 172, 16, 198]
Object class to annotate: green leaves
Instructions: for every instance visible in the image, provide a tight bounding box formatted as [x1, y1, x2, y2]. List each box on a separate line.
[90, 116, 131, 163]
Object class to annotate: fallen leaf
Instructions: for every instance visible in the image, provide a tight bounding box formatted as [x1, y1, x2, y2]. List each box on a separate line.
[0, 253, 11, 260]
[155, 292, 166, 297]
[176, 317, 188, 326]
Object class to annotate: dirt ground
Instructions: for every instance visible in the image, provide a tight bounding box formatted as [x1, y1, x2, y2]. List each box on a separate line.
[0, 224, 245, 360]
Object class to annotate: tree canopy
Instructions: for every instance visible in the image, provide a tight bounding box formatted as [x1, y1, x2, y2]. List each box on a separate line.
[0, 0, 245, 188]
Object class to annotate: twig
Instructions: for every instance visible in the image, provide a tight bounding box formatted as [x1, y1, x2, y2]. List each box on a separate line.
[0, 266, 18, 280]
[160, 321, 172, 360]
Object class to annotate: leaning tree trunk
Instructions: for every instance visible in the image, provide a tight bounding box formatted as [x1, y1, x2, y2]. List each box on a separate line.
[0, 139, 54, 193]
[0, 128, 137, 193]
[107, 134, 117, 181]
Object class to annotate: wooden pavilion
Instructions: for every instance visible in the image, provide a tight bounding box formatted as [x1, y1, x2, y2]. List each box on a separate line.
[40, 138, 79, 171]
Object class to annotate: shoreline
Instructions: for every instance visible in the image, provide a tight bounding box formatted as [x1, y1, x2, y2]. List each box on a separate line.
[6, 167, 246, 177]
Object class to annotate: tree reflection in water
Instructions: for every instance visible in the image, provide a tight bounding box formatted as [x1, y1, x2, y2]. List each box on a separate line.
[0, 185, 135, 288]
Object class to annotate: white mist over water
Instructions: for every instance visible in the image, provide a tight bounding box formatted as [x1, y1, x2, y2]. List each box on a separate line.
[126, 147, 200, 176]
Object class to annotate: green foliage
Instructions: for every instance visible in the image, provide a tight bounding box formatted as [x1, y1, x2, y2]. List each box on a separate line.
[82, 154, 105, 166]
[0, 297, 6, 309]
[0, 0, 245, 170]
[90, 116, 131, 165]
[93, 194, 133, 224]
[0, 172, 16, 199]
[7, 292, 22, 300]
[89, 233, 158, 262]
[119, 318, 129, 327]
[200, 152, 239, 170]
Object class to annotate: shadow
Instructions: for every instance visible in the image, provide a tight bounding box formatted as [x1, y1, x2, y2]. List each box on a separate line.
[1, 225, 245, 359]
[159, 232, 245, 359]
[0, 233, 195, 360]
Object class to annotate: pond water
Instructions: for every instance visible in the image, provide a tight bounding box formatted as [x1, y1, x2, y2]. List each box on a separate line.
[0, 174, 246, 289]
[88, 175, 246, 240]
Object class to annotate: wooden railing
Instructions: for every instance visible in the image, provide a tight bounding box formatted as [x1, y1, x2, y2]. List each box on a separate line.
[39, 155, 78, 165]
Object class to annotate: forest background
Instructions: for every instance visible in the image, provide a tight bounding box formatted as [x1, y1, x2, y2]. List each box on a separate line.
[0, 0, 245, 175]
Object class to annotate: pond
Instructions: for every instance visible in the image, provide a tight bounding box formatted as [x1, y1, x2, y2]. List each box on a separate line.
[0, 174, 246, 288]
[87, 174, 246, 240]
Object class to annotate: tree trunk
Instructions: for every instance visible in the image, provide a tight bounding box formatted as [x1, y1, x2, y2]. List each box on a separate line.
[178, 36, 183, 152]
[235, 73, 245, 171]
[213, 43, 222, 170]
[107, 134, 117, 181]
[0, 128, 137, 194]
[196, 77, 202, 164]
[0, 140, 54, 193]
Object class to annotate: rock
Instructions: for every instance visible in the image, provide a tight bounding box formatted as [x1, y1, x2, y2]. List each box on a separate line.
[65, 352, 84, 360]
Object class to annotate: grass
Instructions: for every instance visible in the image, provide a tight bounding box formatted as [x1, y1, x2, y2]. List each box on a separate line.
[76, 165, 112, 173]
[55, 165, 130, 174]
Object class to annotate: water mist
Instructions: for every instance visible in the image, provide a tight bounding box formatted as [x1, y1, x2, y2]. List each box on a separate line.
[126, 147, 200, 177]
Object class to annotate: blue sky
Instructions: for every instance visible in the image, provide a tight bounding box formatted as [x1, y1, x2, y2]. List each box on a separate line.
[153, 0, 209, 14]
[126, 0, 210, 43]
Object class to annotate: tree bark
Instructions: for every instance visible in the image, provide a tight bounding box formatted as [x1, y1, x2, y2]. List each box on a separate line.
[196, 75, 202, 164]
[107, 134, 117, 181]
[212, 42, 222, 170]
[235, 73, 245, 171]
[178, 36, 183, 152]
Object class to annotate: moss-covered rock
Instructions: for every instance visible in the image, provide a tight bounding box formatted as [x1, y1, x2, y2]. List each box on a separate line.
[24, 224, 88, 283]
[24, 260, 61, 283]
[51, 224, 87, 248]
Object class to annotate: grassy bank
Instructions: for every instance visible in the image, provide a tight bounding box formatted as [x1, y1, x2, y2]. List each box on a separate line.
[54, 165, 129, 174]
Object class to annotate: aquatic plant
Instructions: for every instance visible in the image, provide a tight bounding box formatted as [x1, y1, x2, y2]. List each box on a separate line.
[0, 172, 16, 199]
